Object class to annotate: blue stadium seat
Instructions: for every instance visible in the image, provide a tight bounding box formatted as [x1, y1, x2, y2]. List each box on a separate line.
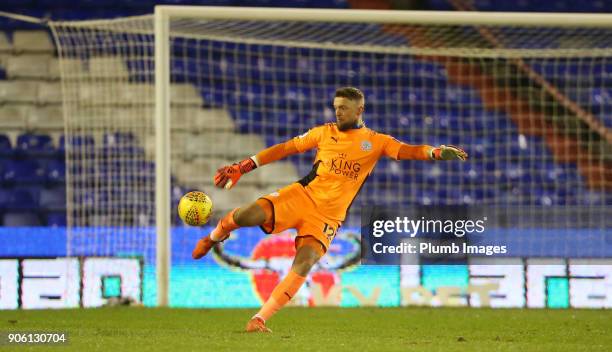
[532, 189, 564, 206]
[0, 187, 11, 211]
[0, 135, 12, 157]
[414, 189, 437, 206]
[39, 186, 66, 211]
[579, 190, 606, 206]
[58, 135, 95, 157]
[462, 187, 498, 203]
[46, 212, 67, 227]
[15, 133, 55, 158]
[103, 132, 138, 146]
[100, 146, 145, 160]
[45, 159, 66, 184]
[7, 186, 42, 210]
[2, 212, 42, 226]
[2, 159, 45, 184]
[0, 161, 5, 186]
[137, 161, 156, 183]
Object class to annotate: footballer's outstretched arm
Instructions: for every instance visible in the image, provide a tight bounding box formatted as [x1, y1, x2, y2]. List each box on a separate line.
[214, 140, 301, 189]
[397, 143, 468, 161]
[253, 140, 300, 166]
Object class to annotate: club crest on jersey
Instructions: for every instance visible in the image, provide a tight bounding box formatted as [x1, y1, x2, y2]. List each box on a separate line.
[361, 140, 372, 152]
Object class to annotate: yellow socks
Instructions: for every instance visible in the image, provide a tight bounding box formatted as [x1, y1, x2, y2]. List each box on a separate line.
[255, 270, 306, 322]
[210, 208, 239, 241]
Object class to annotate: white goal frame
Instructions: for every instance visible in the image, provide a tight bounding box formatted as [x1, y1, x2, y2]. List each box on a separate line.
[153, 6, 612, 306]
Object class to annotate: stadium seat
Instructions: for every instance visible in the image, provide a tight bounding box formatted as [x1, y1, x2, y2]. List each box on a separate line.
[0, 31, 11, 52]
[254, 161, 299, 187]
[2, 159, 46, 184]
[0, 134, 13, 157]
[126, 57, 154, 83]
[101, 145, 145, 162]
[2, 212, 42, 226]
[461, 188, 498, 203]
[46, 211, 67, 227]
[47, 58, 61, 79]
[76, 83, 116, 105]
[206, 185, 261, 213]
[171, 83, 204, 106]
[51, 58, 87, 79]
[15, 133, 55, 157]
[0, 105, 28, 130]
[0, 186, 11, 208]
[5, 55, 50, 78]
[12, 30, 54, 53]
[183, 131, 233, 158]
[579, 190, 605, 206]
[45, 159, 66, 184]
[174, 157, 227, 187]
[174, 108, 235, 131]
[40, 186, 67, 211]
[103, 131, 138, 147]
[88, 56, 129, 79]
[7, 186, 42, 210]
[37, 82, 63, 105]
[58, 134, 95, 157]
[27, 106, 64, 130]
[0, 81, 38, 103]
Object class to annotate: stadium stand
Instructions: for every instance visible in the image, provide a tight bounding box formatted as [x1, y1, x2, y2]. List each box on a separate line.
[0, 0, 609, 226]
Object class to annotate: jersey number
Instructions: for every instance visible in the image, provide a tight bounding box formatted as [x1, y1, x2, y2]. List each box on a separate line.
[323, 223, 337, 240]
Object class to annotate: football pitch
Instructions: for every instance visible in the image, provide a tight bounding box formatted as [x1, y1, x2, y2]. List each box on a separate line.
[1, 307, 610, 351]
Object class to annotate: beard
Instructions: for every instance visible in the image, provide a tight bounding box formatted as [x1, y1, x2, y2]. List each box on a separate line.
[336, 119, 360, 131]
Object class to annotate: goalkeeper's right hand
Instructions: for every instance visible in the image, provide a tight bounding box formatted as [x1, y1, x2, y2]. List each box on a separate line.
[214, 157, 258, 189]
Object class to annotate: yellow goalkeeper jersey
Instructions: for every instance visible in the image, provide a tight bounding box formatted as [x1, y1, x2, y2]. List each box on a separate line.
[292, 123, 402, 221]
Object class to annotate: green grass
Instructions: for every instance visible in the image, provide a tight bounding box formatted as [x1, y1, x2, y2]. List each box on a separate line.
[1, 307, 611, 351]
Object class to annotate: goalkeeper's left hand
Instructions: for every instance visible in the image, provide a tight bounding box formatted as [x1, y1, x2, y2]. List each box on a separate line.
[214, 157, 258, 189]
[431, 145, 468, 161]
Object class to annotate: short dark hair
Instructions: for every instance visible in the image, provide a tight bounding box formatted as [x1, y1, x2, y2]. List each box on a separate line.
[335, 87, 364, 102]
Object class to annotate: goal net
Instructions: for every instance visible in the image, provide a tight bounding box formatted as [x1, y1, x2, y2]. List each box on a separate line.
[49, 8, 611, 307]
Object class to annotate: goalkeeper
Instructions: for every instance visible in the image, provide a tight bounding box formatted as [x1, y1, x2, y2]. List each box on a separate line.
[192, 87, 467, 333]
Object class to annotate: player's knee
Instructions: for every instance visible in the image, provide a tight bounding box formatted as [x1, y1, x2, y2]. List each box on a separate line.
[234, 202, 267, 226]
[292, 260, 314, 277]
[292, 247, 321, 276]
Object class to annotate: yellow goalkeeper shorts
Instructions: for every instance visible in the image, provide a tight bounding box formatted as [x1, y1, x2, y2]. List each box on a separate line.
[258, 183, 341, 254]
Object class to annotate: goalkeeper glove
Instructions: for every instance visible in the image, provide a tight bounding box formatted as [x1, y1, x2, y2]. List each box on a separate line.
[214, 157, 258, 189]
[431, 145, 468, 161]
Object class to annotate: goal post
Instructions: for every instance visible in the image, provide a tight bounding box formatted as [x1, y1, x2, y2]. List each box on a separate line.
[154, 7, 171, 308]
[49, 7, 612, 308]
[152, 6, 612, 306]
